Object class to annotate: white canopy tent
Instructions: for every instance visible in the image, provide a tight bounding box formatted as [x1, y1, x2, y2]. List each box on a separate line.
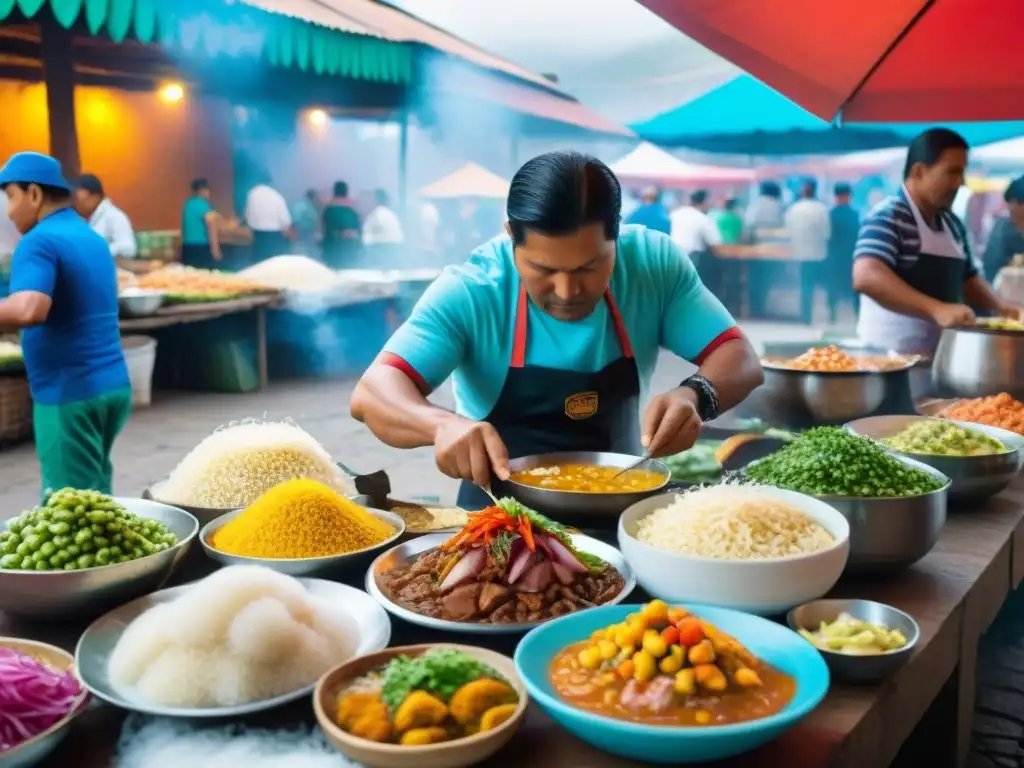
[419, 163, 510, 199]
[972, 137, 1024, 167]
[610, 142, 756, 187]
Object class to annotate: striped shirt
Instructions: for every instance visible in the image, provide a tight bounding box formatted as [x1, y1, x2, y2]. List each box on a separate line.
[855, 187, 977, 355]
[853, 189, 976, 277]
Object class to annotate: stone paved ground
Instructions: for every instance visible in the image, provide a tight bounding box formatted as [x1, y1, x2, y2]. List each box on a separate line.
[0, 321, 828, 514]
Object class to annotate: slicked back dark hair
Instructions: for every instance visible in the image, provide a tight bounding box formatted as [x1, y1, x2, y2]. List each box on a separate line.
[903, 128, 969, 179]
[507, 150, 621, 246]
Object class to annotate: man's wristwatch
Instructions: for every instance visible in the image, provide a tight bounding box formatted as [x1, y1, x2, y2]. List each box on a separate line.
[680, 374, 720, 423]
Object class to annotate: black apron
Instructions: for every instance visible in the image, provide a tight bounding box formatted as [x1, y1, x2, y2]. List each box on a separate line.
[456, 285, 642, 510]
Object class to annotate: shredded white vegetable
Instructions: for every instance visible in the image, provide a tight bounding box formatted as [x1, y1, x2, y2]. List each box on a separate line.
[636, 484, 835, 560]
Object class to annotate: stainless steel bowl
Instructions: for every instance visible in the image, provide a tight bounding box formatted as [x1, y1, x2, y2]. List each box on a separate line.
[786, 599, 920, 683]
[845, 415, 1024, 504]
[0, 498, 198, 619]
[746, 455, 949, 575]
[366, 532, 635, 634]
[200, 507, 406, 577]
[0, 638, 89, 768]
[118, 289, 165, 317]
[933, 325, 1024, 399]
[144, 480, 240, 527]
[490, 451, 670, 526]
[740, 359, 917, 431]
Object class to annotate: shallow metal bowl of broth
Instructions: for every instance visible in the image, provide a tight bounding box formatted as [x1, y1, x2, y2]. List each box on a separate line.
[490, 451, 670, 526]
[845, 415, 1024, 504]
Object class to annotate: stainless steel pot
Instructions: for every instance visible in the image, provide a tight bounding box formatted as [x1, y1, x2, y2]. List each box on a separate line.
[490, 451, 670, 527]
[735, 341, 920, 430]
[932, 325, 1024, 399]
[745, 455, 949, 575]
[845, 415, 1024, 504]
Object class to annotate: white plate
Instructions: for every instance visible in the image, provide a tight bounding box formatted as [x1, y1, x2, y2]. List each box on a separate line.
[74, 578, 390, 717]
[366, 532, 635, 634]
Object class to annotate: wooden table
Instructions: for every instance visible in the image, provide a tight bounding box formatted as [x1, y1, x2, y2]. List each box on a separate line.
[4, 478, 1024, 768]
[119, 295, 277, 390]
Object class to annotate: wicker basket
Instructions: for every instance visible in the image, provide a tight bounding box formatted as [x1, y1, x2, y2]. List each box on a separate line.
[0, 375, 32, 444]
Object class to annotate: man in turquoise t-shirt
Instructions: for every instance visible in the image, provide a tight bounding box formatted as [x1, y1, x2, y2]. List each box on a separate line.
[181, 178, 221, 270]
[352, 150, 764, 510]
[0, 152, 131, 500]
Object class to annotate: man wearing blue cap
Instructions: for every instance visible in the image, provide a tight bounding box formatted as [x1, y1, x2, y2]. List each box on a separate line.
[0, 152, 130, 500]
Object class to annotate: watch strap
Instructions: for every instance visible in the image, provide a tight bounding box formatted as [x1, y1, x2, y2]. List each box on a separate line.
[680, 374, 720, 422]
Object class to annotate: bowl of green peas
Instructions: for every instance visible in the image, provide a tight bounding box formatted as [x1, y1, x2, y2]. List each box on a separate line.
[0, 489, 199, 619]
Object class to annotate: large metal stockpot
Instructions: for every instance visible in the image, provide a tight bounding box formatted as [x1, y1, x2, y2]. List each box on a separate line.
[932, 325, 1024, 399]
[737, 342, 919, 430]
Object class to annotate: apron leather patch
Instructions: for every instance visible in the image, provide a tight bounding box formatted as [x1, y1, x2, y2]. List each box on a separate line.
[565, 391, 599, 420]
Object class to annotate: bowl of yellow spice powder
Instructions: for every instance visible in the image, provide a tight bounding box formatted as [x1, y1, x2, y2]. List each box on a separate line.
[201, 478, 406, 577]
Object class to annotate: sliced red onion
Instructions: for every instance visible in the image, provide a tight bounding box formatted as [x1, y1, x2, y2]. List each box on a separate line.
[438, 546, 486, 592]
[517, 560, 554, 593]
[0, 647, 85, 752]
[543, 534, 588, 574]
[505, 541, 534, 585]
[552, 562, 575, 585]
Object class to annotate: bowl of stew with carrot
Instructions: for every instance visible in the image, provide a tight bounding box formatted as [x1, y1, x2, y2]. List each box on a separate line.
[514, 600, 829, 764]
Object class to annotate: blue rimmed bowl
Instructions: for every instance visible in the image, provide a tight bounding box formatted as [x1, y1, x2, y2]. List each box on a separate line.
[513, 604, 830, 764]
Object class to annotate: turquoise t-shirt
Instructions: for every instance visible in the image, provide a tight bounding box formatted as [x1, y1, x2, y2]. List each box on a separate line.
[382, 225, 739, 421]
[181, 196, 213, 246]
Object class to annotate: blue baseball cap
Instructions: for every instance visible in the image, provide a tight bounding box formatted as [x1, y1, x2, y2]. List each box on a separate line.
[0, 152, 72, 192]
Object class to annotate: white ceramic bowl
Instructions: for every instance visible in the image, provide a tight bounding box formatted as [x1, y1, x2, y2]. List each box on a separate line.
[617, 488, 850, 615]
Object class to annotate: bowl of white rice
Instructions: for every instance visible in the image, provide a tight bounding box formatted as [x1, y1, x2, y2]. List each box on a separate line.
[617, 484, 850, 615]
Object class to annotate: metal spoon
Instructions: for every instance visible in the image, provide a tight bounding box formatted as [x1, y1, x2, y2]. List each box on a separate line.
[611, 451, 652, 480]
[479, 483, 501, 506]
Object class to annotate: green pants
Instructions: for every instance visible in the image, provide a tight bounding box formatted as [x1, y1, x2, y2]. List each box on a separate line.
[33, 388, 133, 503]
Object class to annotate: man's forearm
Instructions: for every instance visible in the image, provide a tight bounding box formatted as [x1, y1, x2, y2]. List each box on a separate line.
[965, 274, 1009, 312]
[351, 364, 457, 448]
[694, 337, 764, 412]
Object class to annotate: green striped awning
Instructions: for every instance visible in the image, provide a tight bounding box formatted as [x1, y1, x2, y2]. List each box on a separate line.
[0, 0, 414, 85]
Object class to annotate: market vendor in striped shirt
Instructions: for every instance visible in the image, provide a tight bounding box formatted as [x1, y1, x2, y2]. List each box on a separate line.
[853, 128, 1021, 356]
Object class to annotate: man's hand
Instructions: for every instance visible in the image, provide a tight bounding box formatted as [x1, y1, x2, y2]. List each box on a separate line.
[641, 387, 702, 458]
[931, 302, 975, 328]
[434, 415, 510, 487]
[997, 304, 1024, 321]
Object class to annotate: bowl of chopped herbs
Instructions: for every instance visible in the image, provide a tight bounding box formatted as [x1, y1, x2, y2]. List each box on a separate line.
[744, 427, 950, 575]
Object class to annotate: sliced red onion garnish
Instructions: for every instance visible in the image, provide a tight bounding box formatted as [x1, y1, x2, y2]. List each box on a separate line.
[552, 562, 575, 585]
[505, 540, 534, 585]
[0, 647, 85, 753]
[543, 534, 588, 574]
[438, 546, 487, 592]
[517, 560, 554, 593]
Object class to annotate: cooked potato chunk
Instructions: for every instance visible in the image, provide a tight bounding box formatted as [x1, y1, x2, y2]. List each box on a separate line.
[479, 703, 518, 732]
[394, 690, 449, 733]
[449, 678, 517, 726]
[400, 727, 450, 746]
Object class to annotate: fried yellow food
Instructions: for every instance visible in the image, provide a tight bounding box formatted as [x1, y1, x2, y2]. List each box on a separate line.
[400, 727, 450, 745]
[448, 678, 518, 726]
[394, 690, 449, 733]
[479, 703, 518, 732]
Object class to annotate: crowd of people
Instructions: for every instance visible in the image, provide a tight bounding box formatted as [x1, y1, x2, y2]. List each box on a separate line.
[623, 178, 861, 325]
[2, 127, 1024, 500]
[621, 130, 1024, 338]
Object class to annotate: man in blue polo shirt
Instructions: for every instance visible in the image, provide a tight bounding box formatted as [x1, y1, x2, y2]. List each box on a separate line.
[0, 152, 130, 499]
[351, 150, 764, 509]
